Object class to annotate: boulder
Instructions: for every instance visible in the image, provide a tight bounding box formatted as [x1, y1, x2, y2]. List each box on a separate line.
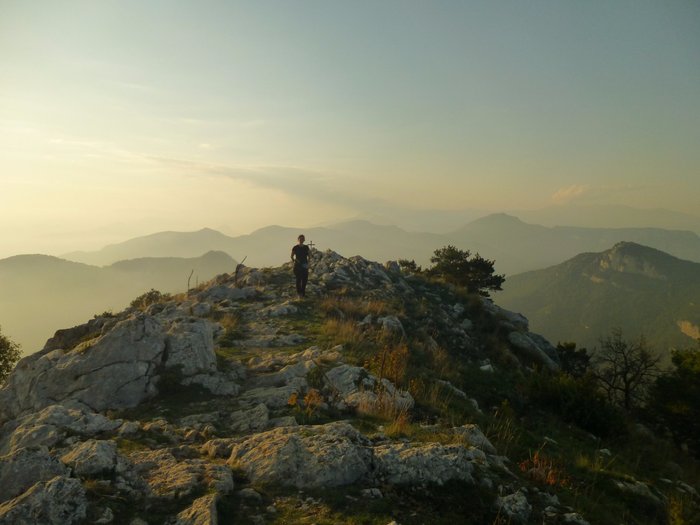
[325, 364, 414, 413]
[173, 493, 219, 525]
[0, 405, 121, 455]
[129, 449, 233, 500]
[374, 442, 482, 485]
[453, 424, 497, 454]
[0, 446, 68, 503]
[495, 489, 532, 524]
[377, 316, 405, 337]
[508, 332, 558, 371]
[0, 315, 166, 421]
[165, 319, 217, 376]
[60, 439, 118, 477]
[227, 422, 373, 488]
[0, 476, 87, 525]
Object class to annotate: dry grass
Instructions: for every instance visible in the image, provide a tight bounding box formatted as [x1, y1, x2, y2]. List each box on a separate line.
[322, 318, 365, 346]
[519, 447, 570, 487]
[384, 409, 412, 438]
[368, 343, 410, 386]
[319, 295, 389, 320]
[485, 401, 522, 458]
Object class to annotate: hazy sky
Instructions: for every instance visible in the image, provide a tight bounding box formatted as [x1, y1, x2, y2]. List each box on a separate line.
[2, 0, 699, 257]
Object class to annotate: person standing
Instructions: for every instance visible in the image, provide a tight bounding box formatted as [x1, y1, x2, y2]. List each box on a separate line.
[291, 234, 311, 297]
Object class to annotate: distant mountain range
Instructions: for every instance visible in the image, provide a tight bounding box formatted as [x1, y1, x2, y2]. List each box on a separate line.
[0, 251, 236, 355]
[495, 242, 700, 359]
[512, 205, 700, 234]
[62, 214, 700, 276]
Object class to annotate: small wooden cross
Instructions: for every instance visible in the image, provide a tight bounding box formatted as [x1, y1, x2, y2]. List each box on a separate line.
[308, 241, 315, 249]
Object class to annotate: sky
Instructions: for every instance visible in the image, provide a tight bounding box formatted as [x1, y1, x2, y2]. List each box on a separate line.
[1, 0, 699, 257]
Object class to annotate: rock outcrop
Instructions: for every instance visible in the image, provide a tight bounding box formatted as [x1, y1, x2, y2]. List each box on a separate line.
[0, 248, 634, 524]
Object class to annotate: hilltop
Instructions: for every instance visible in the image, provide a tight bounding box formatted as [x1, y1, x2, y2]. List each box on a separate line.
[0, 250, 698, 524]
[495, 242, 700, 357]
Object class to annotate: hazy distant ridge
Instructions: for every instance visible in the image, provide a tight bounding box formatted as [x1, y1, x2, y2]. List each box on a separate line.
[0, 251, 237, 355]
[62, 214, 700, 276]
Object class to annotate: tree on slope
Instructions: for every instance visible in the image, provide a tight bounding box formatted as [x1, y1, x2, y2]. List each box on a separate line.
[593, 329, 661, 411]
[648, 343, 700, 454]
[427, 245, 505, 296]
[0, 325, 21, 384]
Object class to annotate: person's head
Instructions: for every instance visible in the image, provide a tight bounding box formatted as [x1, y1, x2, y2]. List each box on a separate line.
[297, 234, 305, 245]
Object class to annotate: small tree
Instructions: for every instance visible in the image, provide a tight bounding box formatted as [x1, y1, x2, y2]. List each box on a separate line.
[556, 342, 591, 379]
[397, 259, 422, 274]
[427, 245, 505, 296]
[648, 343, 700, 453]
[0, 325, 21, 384]
[593, 329, 661, 411]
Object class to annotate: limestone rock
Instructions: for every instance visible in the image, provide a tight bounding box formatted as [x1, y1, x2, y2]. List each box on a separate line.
[201, 438, 239, 459]
[375, 442, 481, 485]
[200, 285, 257, 302]
[453, 424, 497, 454]
[377, 315, 405, 337]
[0, 315, 165, 421]
[495, 489, 532, 524]
[251, 359, 315, 389]
[129, 448, 233, 500]
[614, 480, 663, 506]
[508, 332, 558, 371]
[191, 302, 212, 317]
[229, 403, 269, 433]
[238, 385, 300, 409]
[325, 364, 414, 412]
[173, 493, 219, 525]
[60, 439, 118, 477]
[261, 301, 298, 317]
[0, 446, 69, 503]
[0, 476, 87, 525]
[165, 319, 217, 376]
[227, 422, 373, 488]
[0, 405, 121, 455]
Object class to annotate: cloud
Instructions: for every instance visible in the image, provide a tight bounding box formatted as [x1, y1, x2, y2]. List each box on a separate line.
[551, 184, 590, 204]
[146, 155, 390, 212]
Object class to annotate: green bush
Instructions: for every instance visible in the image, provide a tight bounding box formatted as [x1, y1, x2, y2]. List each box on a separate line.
[647, 345, 700, 455]
[0, 325, 21, 384]
[525, 371, 625, 438]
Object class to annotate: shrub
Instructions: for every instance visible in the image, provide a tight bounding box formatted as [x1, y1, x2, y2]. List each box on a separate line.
[525, 371, 625, 438]
[130, 289, 171, 310]
[0, 326, 21, 384]
[647, 344, 700, 454]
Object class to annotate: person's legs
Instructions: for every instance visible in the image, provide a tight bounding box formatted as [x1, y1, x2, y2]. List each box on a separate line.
[300, 268, 309, 297]
[294, 266, 303, 296]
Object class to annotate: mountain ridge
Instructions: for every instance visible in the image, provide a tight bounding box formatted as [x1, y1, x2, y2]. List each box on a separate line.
[495, 242, 700, 357]
[59, 215, 700, 276]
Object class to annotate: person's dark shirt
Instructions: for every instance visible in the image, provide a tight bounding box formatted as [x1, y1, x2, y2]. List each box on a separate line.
[292, 244, 310, 268]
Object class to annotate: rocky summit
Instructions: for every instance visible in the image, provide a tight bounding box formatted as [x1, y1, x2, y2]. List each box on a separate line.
[0, 249, 689, 524]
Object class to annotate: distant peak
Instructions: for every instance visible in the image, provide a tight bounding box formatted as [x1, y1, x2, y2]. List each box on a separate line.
[473, 213, 526, 224]
[609, 241, 664, 257]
